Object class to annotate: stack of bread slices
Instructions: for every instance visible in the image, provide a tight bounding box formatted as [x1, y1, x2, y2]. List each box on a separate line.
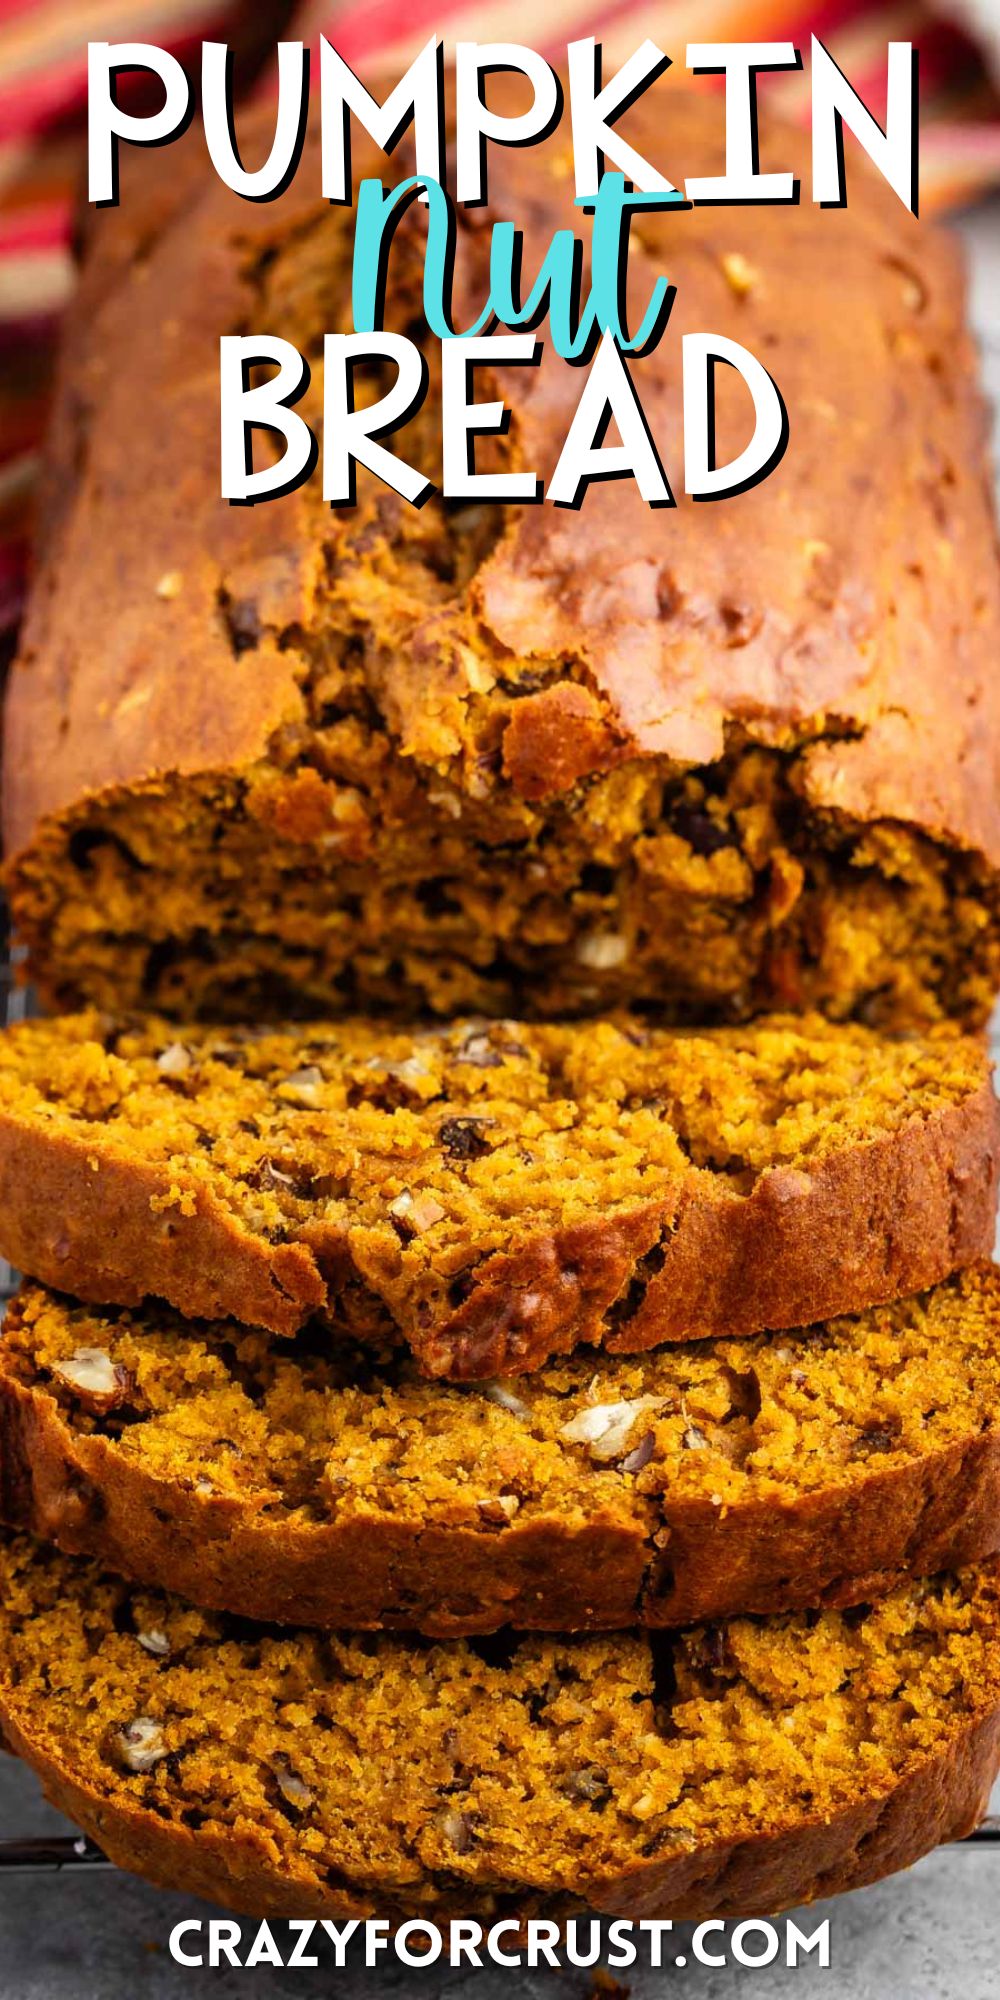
[1, 83, 1000, 1926]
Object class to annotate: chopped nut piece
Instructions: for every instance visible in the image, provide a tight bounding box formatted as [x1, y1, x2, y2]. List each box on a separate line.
[272, 1756, 313, 1810]
[575, 931, 629, 971]
[155, 1042, 191, 1078]
[459, 643, 495, 695]
[621, 1431, 656, 1475]
[803, 538, 831, 566]
[278, 1067, 323, 1107]
[629, 1790, 659, 1819]
[365, 1055, 430, 1087]
[439, 1117, 493, 1161]
[154, 571, 183, 600]
[407, 1191, 447, 1234]
[426, 788, 462, 819]
[683, 1425, 710, 1451]
[436, 1808, 475, 1853]
[560, 1395, 663, 1462]
[899, 271, 926, 310]
[53, 1348, 118, 1398]
[117, 1717, 168, 1773]
[483, 1381, 529, 1417]
[559, 1765, 612, 1808]
[388, 1190, 446, 1236]
[456, 1031, 503, 1069]
[721, 251, 758, 296]
[52, 1347, 133, 1413]
[136, 1628, 170, 1658]
[850, 1426, 897, 1459]
[477, 1494, 521, 1525]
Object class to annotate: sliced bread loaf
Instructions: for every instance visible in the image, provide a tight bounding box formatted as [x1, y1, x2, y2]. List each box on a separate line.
[5, 1267, 1000, 1634]
[0, 1011, 994, 1377]
[1, 1533, 998, 1920]
[7, 94, 1000, 1034]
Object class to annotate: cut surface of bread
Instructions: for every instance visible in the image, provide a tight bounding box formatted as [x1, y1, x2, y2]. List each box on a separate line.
[6, 91, 1000, 1032]
[1, 1534, 998, 1921]
[0, 1011, 994, 1377]
[5, 1267, 1000, 1634]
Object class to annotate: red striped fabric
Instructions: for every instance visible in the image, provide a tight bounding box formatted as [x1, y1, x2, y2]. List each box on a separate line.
[1, 0, 997, 630]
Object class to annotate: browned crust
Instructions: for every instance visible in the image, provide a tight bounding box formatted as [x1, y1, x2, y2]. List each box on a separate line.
[0, 1079, 995, 1377]
[2, 1698, 997, 1922]
[6, 1346, 1000, 1635]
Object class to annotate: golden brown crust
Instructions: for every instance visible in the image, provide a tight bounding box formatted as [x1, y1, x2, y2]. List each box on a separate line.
[0, 1073, 994, 1375]
[0, 1112, 326, 1335]
[3, 1697, 997, 1922]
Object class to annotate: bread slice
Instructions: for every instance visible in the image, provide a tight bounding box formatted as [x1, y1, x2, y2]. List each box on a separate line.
[6, 1266, 1000, 1635]
[0, 1012, 994, 1379]
[1, 1531, 998, 1921]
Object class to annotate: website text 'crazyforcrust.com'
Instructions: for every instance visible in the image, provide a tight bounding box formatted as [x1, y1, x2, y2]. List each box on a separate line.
[168, 1914, 832, 1970]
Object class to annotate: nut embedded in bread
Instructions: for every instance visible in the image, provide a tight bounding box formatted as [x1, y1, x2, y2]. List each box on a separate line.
[0, 1010, 994, 1375]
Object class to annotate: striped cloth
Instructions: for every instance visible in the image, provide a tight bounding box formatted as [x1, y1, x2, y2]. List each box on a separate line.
[1, 0, 999, 633]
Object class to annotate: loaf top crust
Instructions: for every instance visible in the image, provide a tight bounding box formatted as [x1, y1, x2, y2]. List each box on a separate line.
[6, 1265, 1000, 1634]
[0, 1010, 994, 1372]
[5, 79, 1000, 869]
[1, 1531, 999, 1919]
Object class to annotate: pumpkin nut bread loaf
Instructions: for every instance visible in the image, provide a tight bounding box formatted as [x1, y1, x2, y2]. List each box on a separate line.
[1, 1532, 999, 1921]
[4, 1266, 1000, 1635]
[5, 87, 1000, 1030]
[0, 1011, 994, 1377]
[3, 63, 1000, 1928]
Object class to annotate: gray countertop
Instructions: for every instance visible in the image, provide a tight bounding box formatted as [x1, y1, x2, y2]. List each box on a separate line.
[1, 198, 998, 2000]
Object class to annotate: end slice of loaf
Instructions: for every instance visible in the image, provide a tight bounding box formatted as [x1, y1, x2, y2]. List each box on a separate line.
[0, 1011, 994, 1377]
[6, 91, 1000, 1032]
[1, 1533, 998, 1921]
[5, 1266, 1000, 1634]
